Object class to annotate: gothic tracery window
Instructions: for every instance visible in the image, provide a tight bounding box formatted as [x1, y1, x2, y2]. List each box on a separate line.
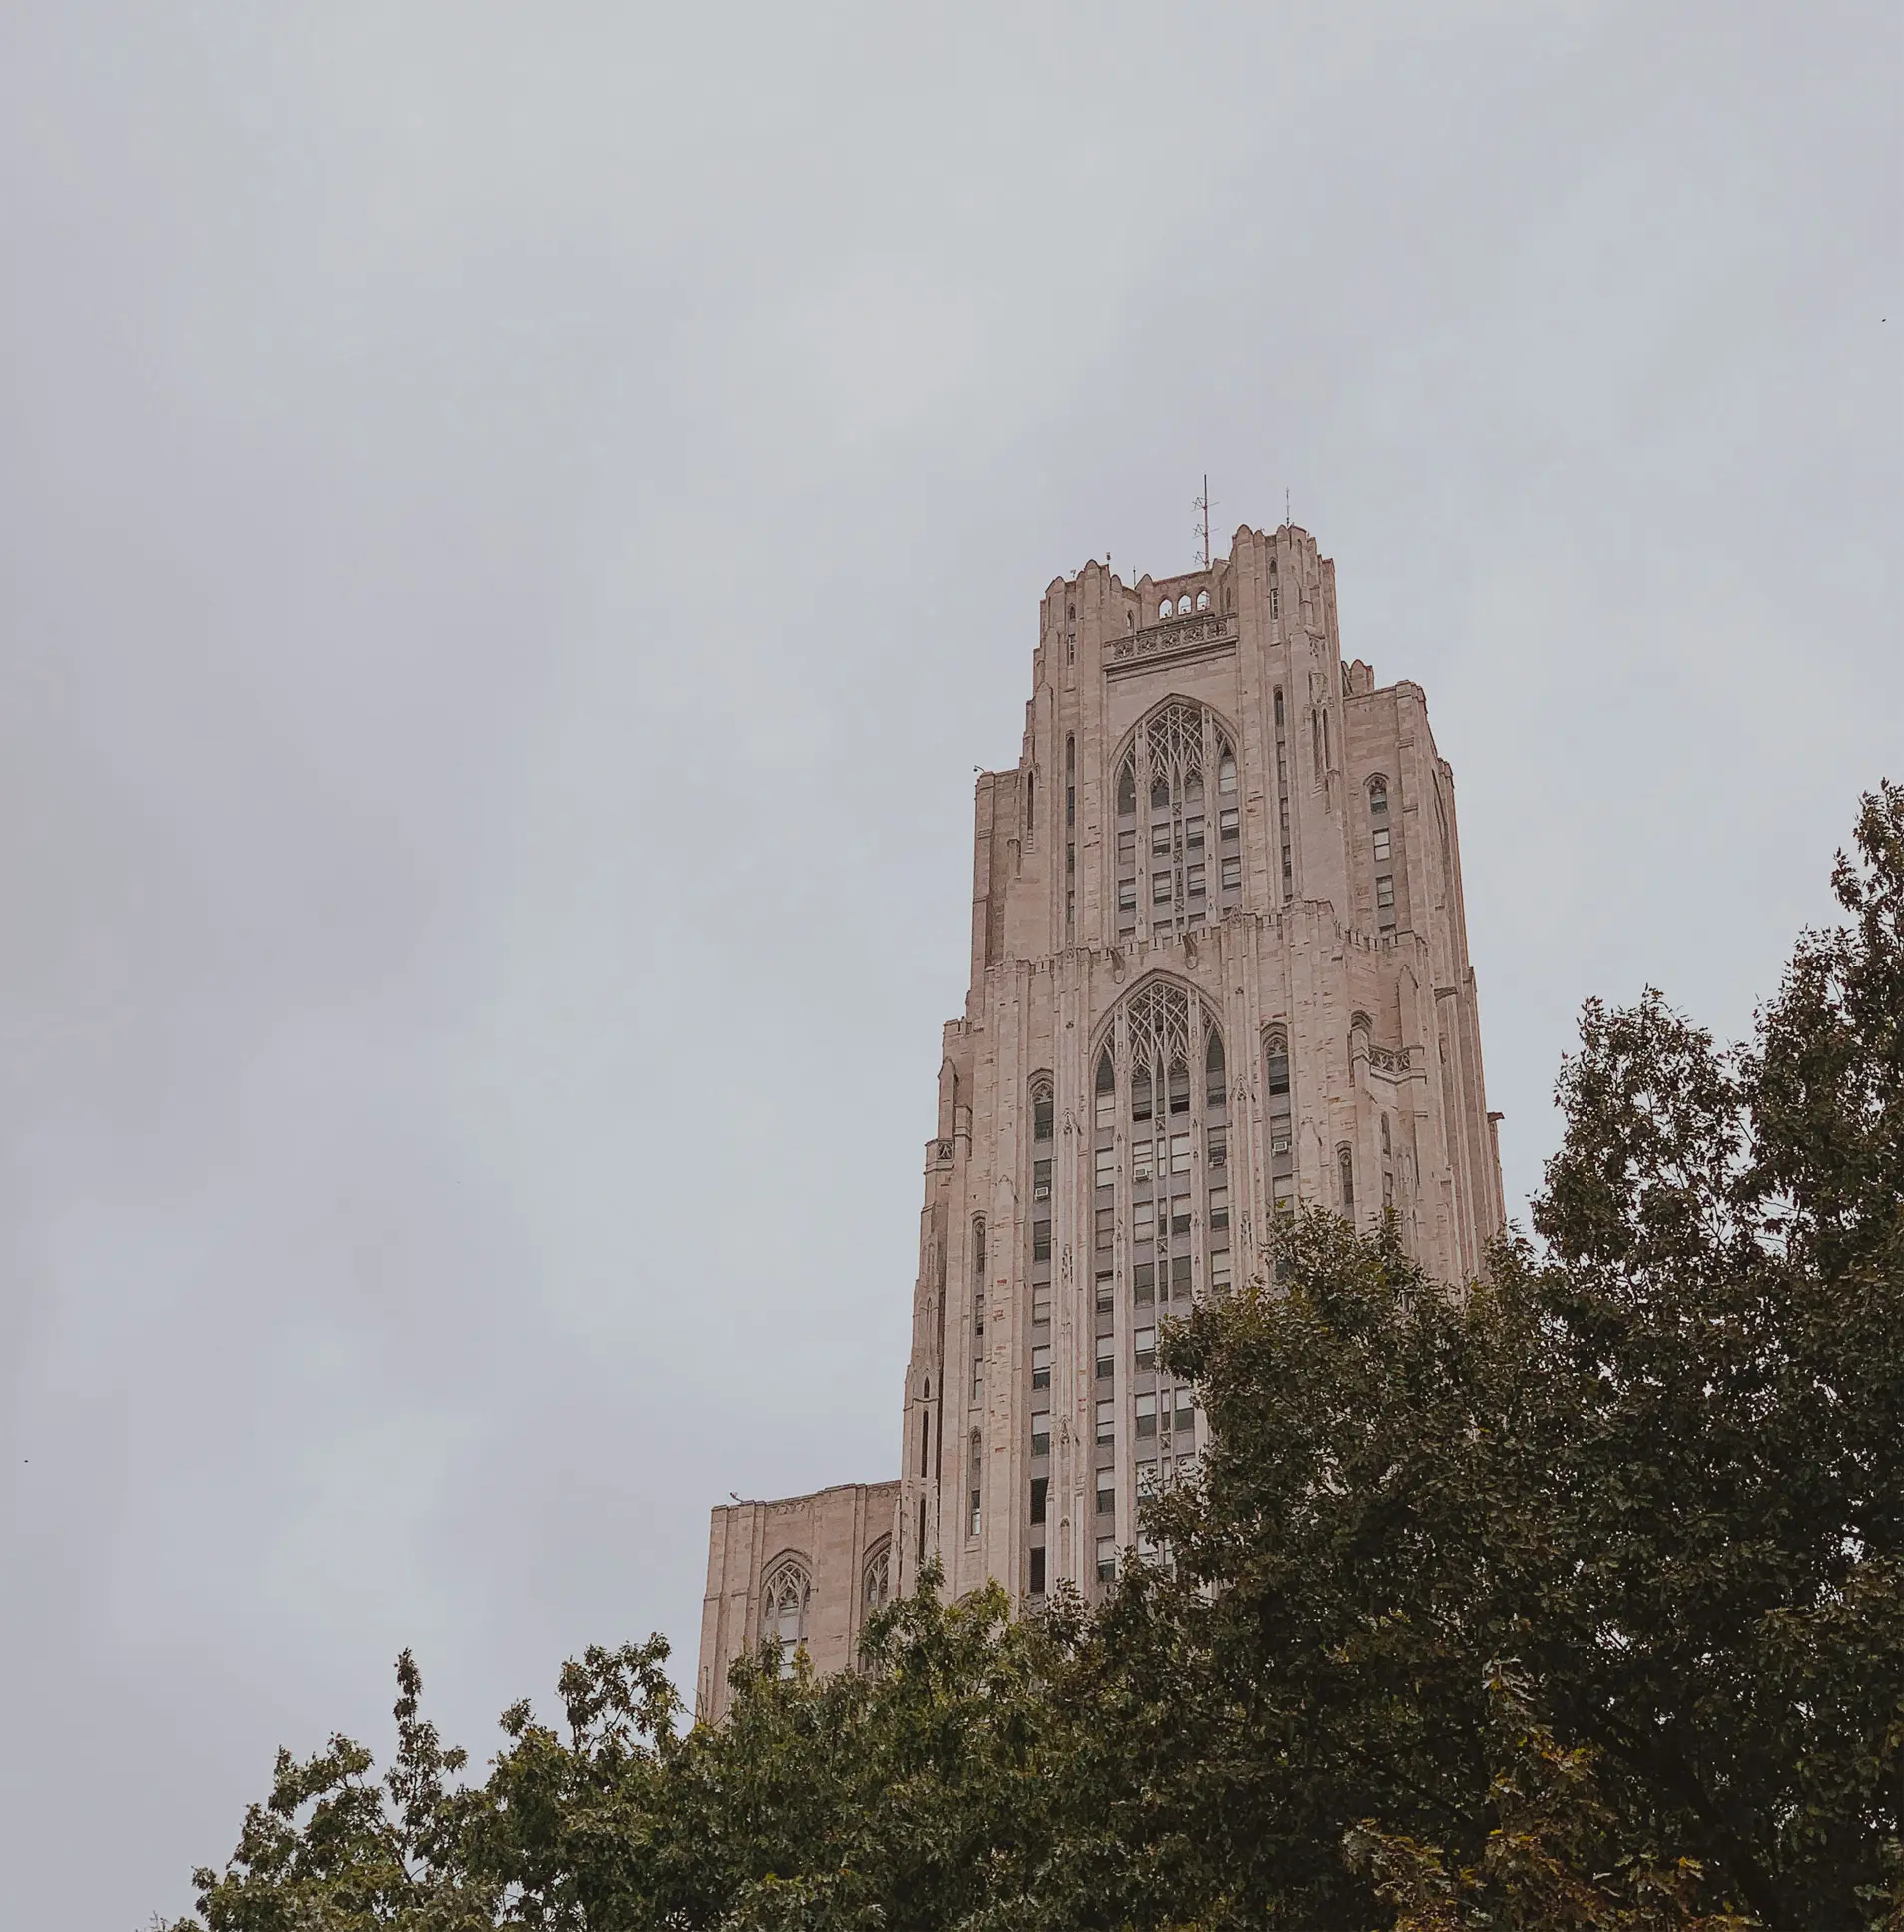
[761, 1558, 811, 1676]
[863, 1541, 891, 1610]
[1081, 977, 1227, 1596]
[1112, 701, 1243, 942]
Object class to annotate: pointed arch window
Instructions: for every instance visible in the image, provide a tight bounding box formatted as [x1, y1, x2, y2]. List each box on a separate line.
[1265, 1026, 1296, 1216]
[1094, 1049, 1116, 1129]
[761, 1559, 811, 1676]
[1084, 978, 1228, 1596]
[863, 1541, 891, 1611]
[967, 1428, 983, 1538]
[1338, 1144, 1356, 1218]
[1113, 701, 1243, 940]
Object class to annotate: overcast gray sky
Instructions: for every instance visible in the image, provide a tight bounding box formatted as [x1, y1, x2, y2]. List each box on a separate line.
[0, 3, 1897, 1922]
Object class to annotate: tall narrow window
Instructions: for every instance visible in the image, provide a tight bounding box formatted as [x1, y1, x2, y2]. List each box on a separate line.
[1338, 1145, 1355, 1217]
[1032, 1082, 1054, 1142]
[967, 1429, 982, 1538]
[1369, 777, 1391, 867]
[1026, 770, 1035, 840]
[970, 1215, 986, 1403]
[1266, 1026, 1295, 1215]
[1065, 736, 1077, 939]
[761, 1560, 811, 1677]
[863, 1543, 891, 1611]
[1273, 688, 1293, 899]
[1206, 1029, 1226, 1104]
[1095, 1050, 1116, 1129]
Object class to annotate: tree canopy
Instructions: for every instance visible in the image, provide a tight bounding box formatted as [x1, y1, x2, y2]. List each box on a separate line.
[167, 784, 1903, 1932]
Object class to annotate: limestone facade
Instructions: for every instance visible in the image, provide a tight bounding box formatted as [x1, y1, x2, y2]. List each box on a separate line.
[696, 523, 1505, 1717]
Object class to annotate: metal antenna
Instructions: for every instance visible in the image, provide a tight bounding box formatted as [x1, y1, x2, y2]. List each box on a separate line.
[1193, 475, 1214, 568]
[1285, 486, 1291, 528]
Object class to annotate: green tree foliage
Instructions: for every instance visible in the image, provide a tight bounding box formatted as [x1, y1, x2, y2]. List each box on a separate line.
[166, 787, 1902, 1932]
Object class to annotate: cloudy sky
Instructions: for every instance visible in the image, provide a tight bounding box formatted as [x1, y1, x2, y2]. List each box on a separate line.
[0, 3, 1896, 1921]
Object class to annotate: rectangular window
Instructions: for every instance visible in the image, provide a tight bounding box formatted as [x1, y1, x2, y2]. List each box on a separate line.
[1186, 862, 1205, 895]
[1032, 1288, 1051, 1325]
[1210, 1250, 1232, 1294]
[1095, 1270, 1114, 1313]
[1174, 1390, 1195, 1433]
[1218, 760, 1237, 796]
[1135, 1325, 1158, 1370]
[1133, 1261, 1155, 1303]
[971, 1360, 983, 1401]
[1271, 1131, 1292, 1154]
[1030, 1476, 1047, 1524]
[1208, 1185, 1229, 1229]
[1220, 856, 1241, 891]
[1171, 1253, 1193, 1296]
[1033, 1159, 1052, 1202]
[1372, 827, 1391, 861]
[1096, 1536, 1117, 1583]
[1185, 816, 1205, 851]
[1094, 1205, 1114, 1249]
[1274, 1179, 1295, 1215]
[1133, 1199, 1155, 1240]
[1094, 1145, 1116, 1187]
[1095, 1400, 1115, 1445]
[1137, 1458, 1161, 1497]
[1170, 1133, 1191, 1174]
[1220, 807, 1239, 840]
[1136, 1392, 1157, 1437]
[1034, 1093, 1053, 1140]
[1117, 829, 1136, 865]
[969, 1491, 981, 1537]
[1132, 1138, 1154, 1180]
[1030, 1545, 1047, 1594]
[1066, 843, 1075, 876]
[1118, 880, 1137, 912]
[1170, 1204, 1190, 1239]
[1152, 873, 1172, 906]
[1033, 1220, 1052, 1260]
[1096, 1345, 1114, 1382]
[1096, 1481, 1115, 1517]
[1206, 1126, 1227, 1168]
[1151, 823, 1171, 857]
[1031, 1411, 1050, 1455]
[1031, 1344, 1050, 1391]
[1376, 874, 1395, 909]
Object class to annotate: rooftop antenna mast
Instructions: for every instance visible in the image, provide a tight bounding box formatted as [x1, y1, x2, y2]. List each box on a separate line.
[1193, 474, 1214, 569]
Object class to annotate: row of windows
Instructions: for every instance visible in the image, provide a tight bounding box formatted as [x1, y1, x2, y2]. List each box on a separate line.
[1156, 588, 1213, 619]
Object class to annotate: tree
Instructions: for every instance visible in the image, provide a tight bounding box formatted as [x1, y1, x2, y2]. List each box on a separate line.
[166, 785, 1902, 1932]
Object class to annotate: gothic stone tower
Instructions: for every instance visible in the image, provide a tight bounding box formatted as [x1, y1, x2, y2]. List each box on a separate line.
[696, 523, 1505, 1720]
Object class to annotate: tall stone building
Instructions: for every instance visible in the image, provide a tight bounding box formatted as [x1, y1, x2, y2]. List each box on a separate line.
[696, 522, 1505, 1721]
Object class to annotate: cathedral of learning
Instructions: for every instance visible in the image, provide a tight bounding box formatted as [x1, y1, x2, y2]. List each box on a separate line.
[695, 521, 1506, 1722]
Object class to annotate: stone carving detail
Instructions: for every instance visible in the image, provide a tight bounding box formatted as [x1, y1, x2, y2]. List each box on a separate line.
[1367, 1045, 1412, 1075]
[1110, 609, 1237, 667]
